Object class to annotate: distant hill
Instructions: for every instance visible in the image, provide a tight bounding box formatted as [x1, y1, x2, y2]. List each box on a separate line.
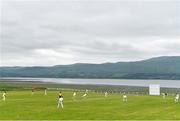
[1, 56, 180, 79]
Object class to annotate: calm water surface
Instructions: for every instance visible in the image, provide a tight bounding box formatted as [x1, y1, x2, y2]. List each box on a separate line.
[1, 77, 180, 88]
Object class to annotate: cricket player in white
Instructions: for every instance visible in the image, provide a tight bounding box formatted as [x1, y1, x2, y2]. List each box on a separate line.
[44, 89, 47, 95]
[82, 93, 87, 97]
[72, 91, 76, 100]
[123, 94, 128, 102]
[31, 88, 35, 95]
[2, 92, 6, 101]
[105, 92, 108, 97]
[57, 92, 64, 109]
[175, 94, 179, 103]
[73, 92, 76, 97]
[162, 93, 165, 99]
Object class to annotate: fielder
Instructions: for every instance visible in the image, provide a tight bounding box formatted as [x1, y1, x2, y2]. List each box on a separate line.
[123, 94, 128, 102]
[57, 92, 64, 109]
[105, 92, 108, 97]
[82, 93, 87, 98]
[2, 91, 6, 101]
[44, 89, 47, 95]
[72, 91, 76, 100]
[32, 88, 35, 95]
[162, 93, 165, 99]
[175, 94, 179, 103]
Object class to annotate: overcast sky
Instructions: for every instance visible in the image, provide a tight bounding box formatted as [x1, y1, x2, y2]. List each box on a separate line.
[0, 0, 180, 66]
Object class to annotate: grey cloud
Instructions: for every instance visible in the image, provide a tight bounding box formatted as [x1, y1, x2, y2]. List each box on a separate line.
[0, 0, 180, 66]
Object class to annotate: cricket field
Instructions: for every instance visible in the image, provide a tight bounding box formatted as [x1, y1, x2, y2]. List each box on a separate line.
[0, 89, 180, 120]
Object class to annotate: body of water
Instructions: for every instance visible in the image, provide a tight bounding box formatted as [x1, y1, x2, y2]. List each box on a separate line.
[0, 77, 180, 88]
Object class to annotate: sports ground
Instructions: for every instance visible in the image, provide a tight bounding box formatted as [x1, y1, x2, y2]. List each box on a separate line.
[0, 89, 180, 120]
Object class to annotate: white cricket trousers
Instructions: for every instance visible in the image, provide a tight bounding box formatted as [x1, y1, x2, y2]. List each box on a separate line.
[57, 98, 64, 108]
[2, 96, 5, 101]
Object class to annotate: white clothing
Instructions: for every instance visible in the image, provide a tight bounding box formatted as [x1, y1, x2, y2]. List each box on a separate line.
[175, 94, 179, 103]
[44, 90, 47, 95]
[82, 93, 87, 97]
[2, 93, 6, 101]
[57, 97, 64, 108]
[105, 92, 108, 97]
[123, 95, 128, 102]
[73, 92, 76, 97]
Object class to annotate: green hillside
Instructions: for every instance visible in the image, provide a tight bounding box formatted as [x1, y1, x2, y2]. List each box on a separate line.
[1, 56, 180, 79]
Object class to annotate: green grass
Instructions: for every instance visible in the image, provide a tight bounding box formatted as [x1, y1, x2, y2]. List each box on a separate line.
[0, 90, 180, 120]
